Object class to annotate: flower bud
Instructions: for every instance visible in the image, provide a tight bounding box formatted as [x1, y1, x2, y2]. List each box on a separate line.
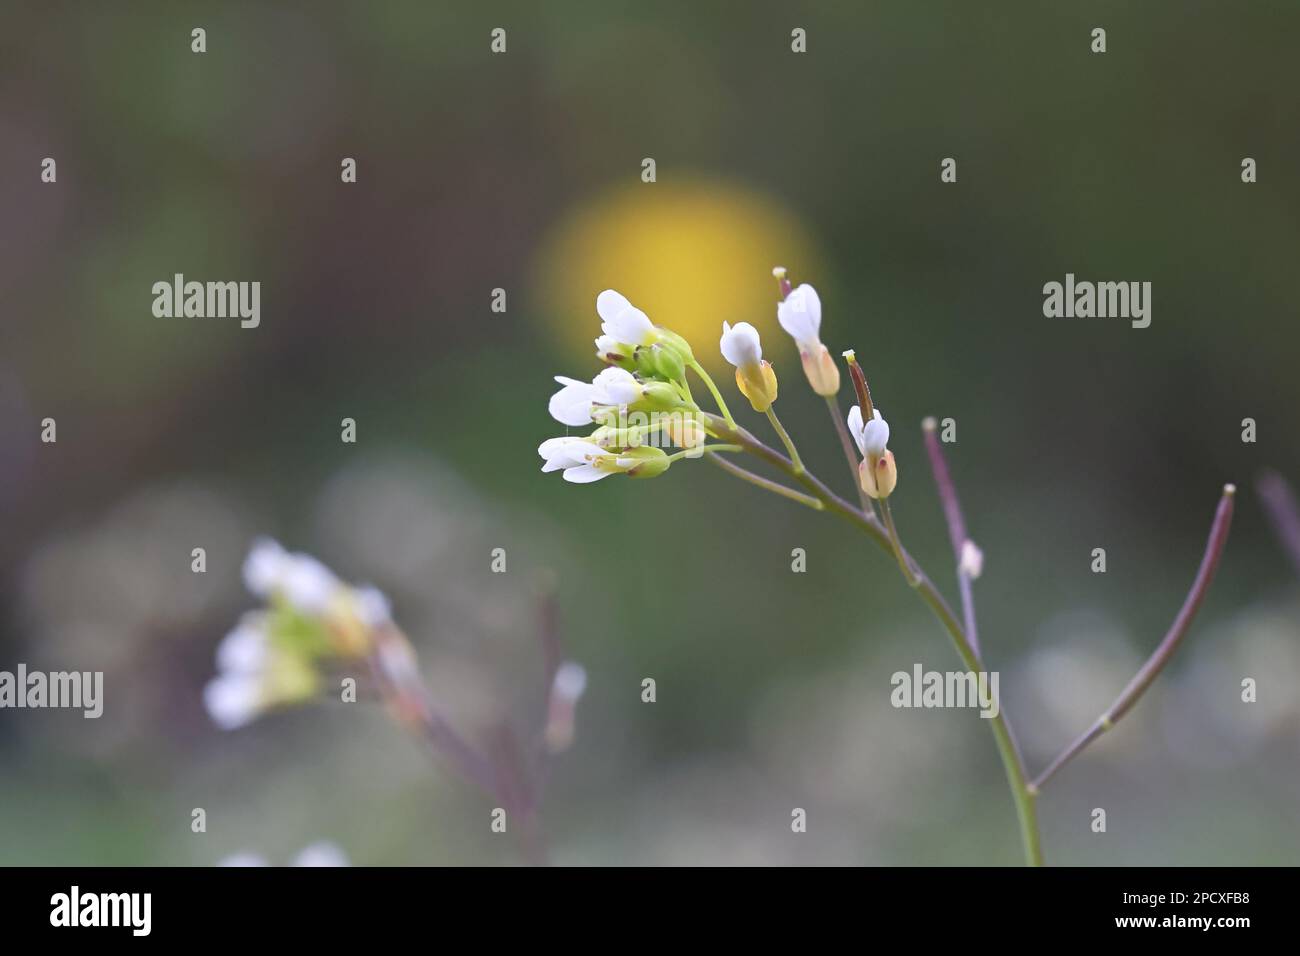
[647, 342, 686, 382]
[800, 342, 840, 396]
[735, 360, 779, 413]
[661, 413, 706, 450]
[858, 449, 898, 499]
[544, 661, 587, 753]
[637, 380, 691, 413]
[594, 335, 637, 371]
[618, 445, 671, 479]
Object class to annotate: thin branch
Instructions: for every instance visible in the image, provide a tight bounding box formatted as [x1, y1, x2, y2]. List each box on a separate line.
[367, 630, 499, 797]
[922, 417, 980, 659]
[764, 406, 806, 474]
[1030, 484, 1236, 792]
[707, 452, 824, 510]
[1257, 470, 1300, 578]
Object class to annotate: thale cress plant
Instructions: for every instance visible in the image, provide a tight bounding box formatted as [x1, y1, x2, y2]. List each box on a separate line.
[539, 267, 1234, 866]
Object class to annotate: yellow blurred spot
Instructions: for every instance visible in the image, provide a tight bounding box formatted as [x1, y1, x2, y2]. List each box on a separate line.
[533, 178, 822, 371]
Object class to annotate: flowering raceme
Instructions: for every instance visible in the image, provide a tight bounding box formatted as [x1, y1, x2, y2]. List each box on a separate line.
[205, 537, 587, 864]
[540, 290, 741, 483]
[204, 538, 391, 729]
[536, 266, 1237, 868]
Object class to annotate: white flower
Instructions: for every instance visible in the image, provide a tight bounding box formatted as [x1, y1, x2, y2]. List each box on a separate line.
[548, 368, 643, 426]
[776, 283, 822, 346]
[242, 539, 342, 615]
[218, 852, 269, 867]
[719, 321, 762, 368]
[281, 553, 340, 615]
[216, 620, 269, 673]
[847, 405, 890, 458]
[293, 841, 350, 867]
[203, 672, 263, 730]
[548, 376, 598, 426]
[354, 586, 391, 628]
[960, 540, 985, 580]
[592, 366, 641, 404]
[597, 289, 655, 345]
[242, 538, 289, 597]
[552, 662, 588, 702]
[538, 437, 615, 483]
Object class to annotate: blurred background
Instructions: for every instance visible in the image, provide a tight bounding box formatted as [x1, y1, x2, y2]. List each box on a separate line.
[1, 0, 1298, 865]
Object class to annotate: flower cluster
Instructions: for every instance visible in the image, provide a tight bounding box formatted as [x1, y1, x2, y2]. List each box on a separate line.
[541, 290, 710, 482]
[203, 538, 395, 729]
[541, 270, 897, 505]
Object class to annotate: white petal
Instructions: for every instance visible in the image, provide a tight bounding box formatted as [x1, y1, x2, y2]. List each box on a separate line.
[548, 378, 597, 426]
[242, 538, 288, 596]
[596, 289, 632, 323]
[595, 334, 621, 354]
[354, 586, 391, 628]
[283, 554, 340, 615]
[592, 366, 641, 405]
[538, 436, 573, 458]
[862, 417, 890, 457]
[604, 307, 654, 345]
[552, 662, 588, 701]
[542, 439, 606, 472]
[846, 405, 865, 455]
[203, 674, 262, 730]
[562, 463, 611, 483]
[293, 841, 350, 867]
[218, 852, 269, 867]
[719, 321, 762, 368]
[216, 622, 268, 673]
[959, 540, 985, 580]
[777, 284, 822, 344]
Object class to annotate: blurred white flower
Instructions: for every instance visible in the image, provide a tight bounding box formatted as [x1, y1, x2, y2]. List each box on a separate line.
[959, 540, 984, 580]
[242, 537, 342, 615]
[218, 852, 269, 867]
[203, 672, 263, 730]
[292, 841, 350, 867]
[552, 662, 588, 702]
[216, 618, 270, 673]
[354, 586, 392, 629]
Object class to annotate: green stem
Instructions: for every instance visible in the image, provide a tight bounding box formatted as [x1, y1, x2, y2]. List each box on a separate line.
[707, 454, 824, 510]
[689, 361, 736, 428]
[703, 411, 1043, 866]
[878, 498, 920, 587]
[764, 407, 805, 474]
[668, 443, 743, 463]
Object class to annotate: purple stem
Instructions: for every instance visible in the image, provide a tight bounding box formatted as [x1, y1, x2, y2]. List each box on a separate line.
[922, 418, 980, 659]
[1030, 484, 1236, 792]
